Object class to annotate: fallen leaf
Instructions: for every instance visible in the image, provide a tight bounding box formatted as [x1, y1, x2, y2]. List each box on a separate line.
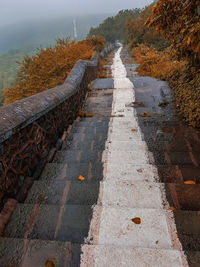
[78, 175, 85, 181]
[169, 206, 176, 211]
[141, 111, 152, 117]
[89, 120, 92, 123]
[131, 129, 136, 132]
[131, 217, 141, 224]
[79, 110, 86, 117]
[137, 169, 143, 173]
[86, 113, 94, 118]
[79, 110, 94, 118]
[45, 259, 56, 267]
[184, 180, 196, 184]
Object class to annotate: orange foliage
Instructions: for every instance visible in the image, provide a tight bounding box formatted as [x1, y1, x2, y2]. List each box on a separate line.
[146, 0, 200, 64]
[126, 5, 168, 51]
[132, 44, 186, 80]
[3, 36, 104, 105]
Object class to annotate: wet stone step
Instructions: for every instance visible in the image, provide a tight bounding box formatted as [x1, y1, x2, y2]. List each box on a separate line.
[63, 139, 106, 151]
[62, 132, 108, 151]
[157, 165, 200, 184]
[164, 184, 200, 211]
[174, 210, 200, 251]
[0, 238, 81, 267]
[40, 163, 103, 182]
[72, 125, 109, 134]
[53, 150, 102, 164]
[25, 180, 99, 205]
[67, 132, 108, 144]
[151, 151, 200, 165]
[4, 204, 93, 244]
[78, 117, 110, 128]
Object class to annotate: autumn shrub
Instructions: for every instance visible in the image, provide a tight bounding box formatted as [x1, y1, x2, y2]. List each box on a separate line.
[3, 36, 105, 105]
[146, 0, 200, 65]
[132, 44, 200, 127]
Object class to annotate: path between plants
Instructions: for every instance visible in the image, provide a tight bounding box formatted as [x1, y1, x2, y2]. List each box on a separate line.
[1, 46, 200, 267]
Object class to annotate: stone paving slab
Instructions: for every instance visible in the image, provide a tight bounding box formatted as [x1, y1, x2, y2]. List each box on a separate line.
[91, 78, 114, 89]
[104, 163, 159, 183]
[80, 245, 186, 267]
[53, 150, 102, 164]
[96, 206, 174, 249]
[41, 163, 103, 182]
[99, 181, 166, 209]
[25, 180, 99, 205]
[0, 238, 81, 267]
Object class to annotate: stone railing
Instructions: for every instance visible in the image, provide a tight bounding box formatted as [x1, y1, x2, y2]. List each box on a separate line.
[0, 44, 116, 208]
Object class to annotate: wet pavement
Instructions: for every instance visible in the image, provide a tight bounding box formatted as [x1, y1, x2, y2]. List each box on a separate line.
[0, 54, 114, 266]
[120, 48, 200, 266]
[1, 48, 200, 266]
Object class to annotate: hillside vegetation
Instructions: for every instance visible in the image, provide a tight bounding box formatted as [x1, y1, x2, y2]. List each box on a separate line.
[127, 0, 200, 127]
[88, 9, 141, 43]
[0, 14, 109, 105]
[3, 36, 104, 105]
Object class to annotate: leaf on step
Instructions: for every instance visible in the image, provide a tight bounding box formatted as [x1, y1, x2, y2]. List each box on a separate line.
[45, 259, 56, 267]
[86, 113, 94, 118]
[109, 115, 124, 118]
[131, 217, 141, 224]
[141, 111, 152, 117]
[79, 110, 94, 118]
[169, 206, 176, 211]
[184, 180, 196, 184]
[79, 110, 86, 117]
[78, 175, 85, 181]
[137, 168, 143, 173]
[131, 129, 136, 132]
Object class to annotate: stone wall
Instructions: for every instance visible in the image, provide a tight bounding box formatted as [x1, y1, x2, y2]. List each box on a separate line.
[0, 44, 115, 208]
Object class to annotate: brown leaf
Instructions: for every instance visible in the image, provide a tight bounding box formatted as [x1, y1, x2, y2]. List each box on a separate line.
[141, 111, 152, 117]
[131, 129, 137, 132]
[45, 259, 56, 267]
[131, 217, 141, 224]
[169, 206, 176, 211]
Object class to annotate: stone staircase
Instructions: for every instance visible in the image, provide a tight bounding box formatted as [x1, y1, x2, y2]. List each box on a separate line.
[0, 47, 200, 267]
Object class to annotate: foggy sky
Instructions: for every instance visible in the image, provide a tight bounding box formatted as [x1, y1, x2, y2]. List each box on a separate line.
[1, 0, 154, 26]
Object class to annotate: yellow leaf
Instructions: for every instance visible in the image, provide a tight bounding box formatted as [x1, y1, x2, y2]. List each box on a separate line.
[184, 180, 196, 184]
[78, 175, 85, 181]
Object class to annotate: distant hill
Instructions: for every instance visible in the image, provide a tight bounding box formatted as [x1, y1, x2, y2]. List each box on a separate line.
[88, 9, 141, 43]
[0, 14, 110, 105]
[0, 14, 110, 55]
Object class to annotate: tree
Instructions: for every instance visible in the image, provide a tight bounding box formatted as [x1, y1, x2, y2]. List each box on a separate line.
[126, 4, 168, 51]
[88, 9, 141, 43]
[146, 0, 200, 65]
